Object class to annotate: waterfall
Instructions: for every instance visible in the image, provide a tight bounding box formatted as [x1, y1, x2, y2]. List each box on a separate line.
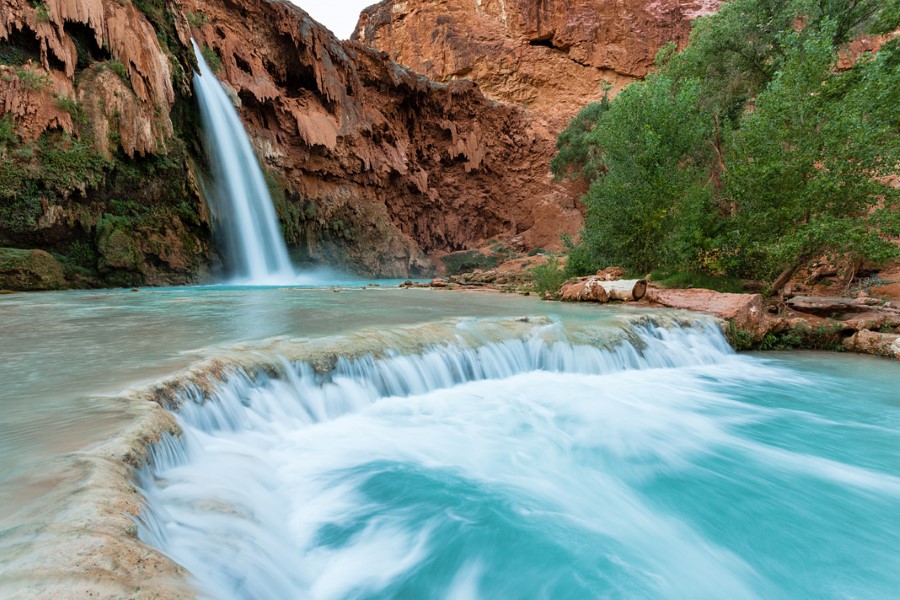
[191, 40, 295, 284]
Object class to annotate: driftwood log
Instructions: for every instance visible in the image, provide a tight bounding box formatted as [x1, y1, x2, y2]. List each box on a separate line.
[598, 279, 647, 301]
[786, 295, 882, 316]
[558, 278, 647, 302]
[559, 278, 610, 302]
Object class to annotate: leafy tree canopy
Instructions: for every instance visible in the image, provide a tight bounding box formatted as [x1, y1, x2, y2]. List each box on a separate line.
[553, 0, 900, 292]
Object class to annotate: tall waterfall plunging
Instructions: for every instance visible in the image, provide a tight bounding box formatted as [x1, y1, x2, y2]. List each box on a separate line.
[191, 40, 295, 284]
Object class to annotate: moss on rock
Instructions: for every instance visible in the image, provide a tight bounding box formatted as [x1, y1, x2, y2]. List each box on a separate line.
[0, 247, 65, 290]
[97, 216, 143, 273]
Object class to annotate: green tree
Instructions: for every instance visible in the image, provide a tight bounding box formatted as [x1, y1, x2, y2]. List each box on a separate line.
[574, 76, 715, 275]
[725, 29, 900, 288]
[554, 0, 900, 289]
[549, 88, 611, 182]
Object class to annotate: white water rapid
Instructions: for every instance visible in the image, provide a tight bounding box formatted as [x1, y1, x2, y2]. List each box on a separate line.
[135, 316, 900, 599]
[191, 40, 295, 284]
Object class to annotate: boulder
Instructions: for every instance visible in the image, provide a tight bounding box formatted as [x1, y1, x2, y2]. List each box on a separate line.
[786, 296, 875, 315]
[841, 311, 900, 332]
[842, 330, 900, 359]
[645, 288, 766, 337]
[0, 248, 65, 291]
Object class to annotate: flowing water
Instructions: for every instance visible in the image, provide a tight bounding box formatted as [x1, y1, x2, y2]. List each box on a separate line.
[192, 40, 295, 284]
[0, 287, 641, 519]
[134, 314, 900, 600]
[1, 287, 897, 598]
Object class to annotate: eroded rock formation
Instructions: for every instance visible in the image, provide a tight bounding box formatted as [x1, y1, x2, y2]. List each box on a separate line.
[354, 0, 721, 122]
[183, 0, 581, 274]
[1, 0, 588, 286]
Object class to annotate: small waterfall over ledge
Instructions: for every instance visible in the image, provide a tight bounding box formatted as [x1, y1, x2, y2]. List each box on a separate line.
[132, 317, 900, 599]
[191, 40, 295, 284]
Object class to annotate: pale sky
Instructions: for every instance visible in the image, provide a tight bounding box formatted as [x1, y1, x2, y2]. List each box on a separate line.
[292, 1, 375, 40]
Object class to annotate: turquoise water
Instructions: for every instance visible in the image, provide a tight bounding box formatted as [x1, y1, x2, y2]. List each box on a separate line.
[1, 286, 897, 597]
[0, 287, 639, 520]
[137, 320, 900, 599]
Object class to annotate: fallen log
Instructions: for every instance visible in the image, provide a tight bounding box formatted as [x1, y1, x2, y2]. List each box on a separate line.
[559, 278, 609, 302]
[597, 279, 647, 301]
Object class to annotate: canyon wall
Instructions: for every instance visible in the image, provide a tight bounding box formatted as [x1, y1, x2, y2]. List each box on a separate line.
[354, 0, 720, 123]
[183, 0, 582, 274]
[1, 0, 585, 286]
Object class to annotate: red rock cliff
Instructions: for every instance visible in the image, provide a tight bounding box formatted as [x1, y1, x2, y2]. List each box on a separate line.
[1, 0, 583, 282]
[354, 0, 720, 122]
[183, 0, 582, 271]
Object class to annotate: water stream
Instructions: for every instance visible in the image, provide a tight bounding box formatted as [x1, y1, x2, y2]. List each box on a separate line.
[134, 316, 900, 599]
[192, 40, 295, 284]
[1, 288, 897, 597]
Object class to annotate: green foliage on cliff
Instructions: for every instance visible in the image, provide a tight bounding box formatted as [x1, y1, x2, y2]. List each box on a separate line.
[550, 100, 609, 182]
[201, 45, 222, 73]
[555, 0, 900, 291]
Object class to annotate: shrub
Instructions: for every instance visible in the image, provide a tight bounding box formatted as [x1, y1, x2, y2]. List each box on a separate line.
[15, 66, 50, 91]
[186, 11, 208, 27]
[34, 2, 50, 24]
[0, 114, 17, 150]
[530, 257, 568, 297]
[201, 45, 222, 73]
[108, 59, 128, 81]
[441, 250, 501, 275]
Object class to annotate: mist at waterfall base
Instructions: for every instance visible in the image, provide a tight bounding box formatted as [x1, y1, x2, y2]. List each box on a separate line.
[137, 319, 900, 600]
[192, 41, 352, 287]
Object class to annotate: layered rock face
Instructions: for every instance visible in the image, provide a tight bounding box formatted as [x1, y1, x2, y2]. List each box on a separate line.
[1, 0, 584, 286]
[1, 0, 209, 287]
[184, 0, 581, 274]
[354, 0, 720, 123]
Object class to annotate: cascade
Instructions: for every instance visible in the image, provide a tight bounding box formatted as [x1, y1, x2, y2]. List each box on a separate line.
[133, 317, 900, 598]
[191, 40, 295, 284]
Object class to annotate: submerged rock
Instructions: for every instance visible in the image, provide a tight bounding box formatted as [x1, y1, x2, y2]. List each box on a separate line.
[0, 248, 65, 290]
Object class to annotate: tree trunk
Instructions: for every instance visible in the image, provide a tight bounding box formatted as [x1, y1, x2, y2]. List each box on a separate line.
[597, 279, 647, 301]
[770, 254, 811, 297]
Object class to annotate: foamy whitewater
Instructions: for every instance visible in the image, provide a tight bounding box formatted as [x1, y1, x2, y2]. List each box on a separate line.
[136, 319, 900, 599]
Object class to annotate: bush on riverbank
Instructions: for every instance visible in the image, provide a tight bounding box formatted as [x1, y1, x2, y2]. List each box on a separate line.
[554, 0, 900, 294]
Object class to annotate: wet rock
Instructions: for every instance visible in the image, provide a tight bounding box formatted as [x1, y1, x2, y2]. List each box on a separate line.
[645, 288, 766, 338]
[0, 248, 65, 290]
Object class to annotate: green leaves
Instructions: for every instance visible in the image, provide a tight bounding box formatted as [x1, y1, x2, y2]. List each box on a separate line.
[726, 24, 899, 279]
[555, 0, 900, 288]
[572, 75, 715, 274]
[550, 100, 608, 182]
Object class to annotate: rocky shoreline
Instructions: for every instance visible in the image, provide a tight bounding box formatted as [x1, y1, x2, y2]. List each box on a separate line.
[406, 258, 900, 360]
